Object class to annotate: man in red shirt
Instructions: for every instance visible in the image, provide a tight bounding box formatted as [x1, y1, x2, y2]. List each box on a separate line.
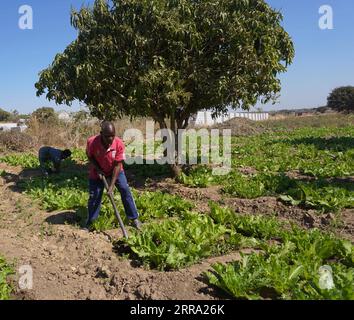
[85, 121, 142, 230]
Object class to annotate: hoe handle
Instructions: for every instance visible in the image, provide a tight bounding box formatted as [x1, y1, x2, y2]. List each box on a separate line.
[102, 175, 129, 239]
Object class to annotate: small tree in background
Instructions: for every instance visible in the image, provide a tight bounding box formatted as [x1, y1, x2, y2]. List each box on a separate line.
[73, 110, 91, 123]
[327, 86, 354, 113]
[31, 107, 58, 124]
[0, 108, 11, 122]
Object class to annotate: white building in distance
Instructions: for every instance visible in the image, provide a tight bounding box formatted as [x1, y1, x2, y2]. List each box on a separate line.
[193, 111, 269, 126]
[58, 111, 72, 122]
[0, 121, 28, 132]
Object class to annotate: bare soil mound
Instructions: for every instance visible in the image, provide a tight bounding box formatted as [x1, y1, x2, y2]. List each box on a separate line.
[212, 117, 266, 136]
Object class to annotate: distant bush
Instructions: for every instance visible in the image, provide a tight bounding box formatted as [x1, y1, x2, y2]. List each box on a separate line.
[316, 106, 330, 114]
[0, 131, 36, 152]
[73, 110, 91, 122]
[30, 107, 58, 125]
[0, 108, 11, 122]
[327, 86, 354, 113]
[7, 110, 29, 123]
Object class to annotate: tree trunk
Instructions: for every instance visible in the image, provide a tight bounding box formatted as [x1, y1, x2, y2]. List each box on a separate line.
[171, 163, 182, 176]
[169, 114, 189, 177]
[154, 113, 189, 177]
[169, 114, 181, 177]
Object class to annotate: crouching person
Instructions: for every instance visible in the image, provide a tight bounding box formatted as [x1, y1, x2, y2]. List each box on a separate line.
[38, 146, 72, 176]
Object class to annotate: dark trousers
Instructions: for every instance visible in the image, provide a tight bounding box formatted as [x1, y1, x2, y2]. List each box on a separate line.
[87, 171, 139, 224]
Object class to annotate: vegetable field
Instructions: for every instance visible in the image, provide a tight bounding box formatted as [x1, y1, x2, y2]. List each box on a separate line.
[0, 256, 13, 300]
[0, 116, 353, 300]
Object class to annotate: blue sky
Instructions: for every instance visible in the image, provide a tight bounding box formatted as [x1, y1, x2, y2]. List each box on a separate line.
[0, 0, 353, 114]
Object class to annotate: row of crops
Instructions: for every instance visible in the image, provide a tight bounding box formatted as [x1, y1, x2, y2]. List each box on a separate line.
[0, 124, 353, 299]
[1, 126, 353, 214]
[178, 126, 354, 213]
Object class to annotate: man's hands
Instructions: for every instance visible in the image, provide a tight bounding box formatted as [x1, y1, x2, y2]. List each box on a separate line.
[107, 162, 122, 196]
[107, 184, 115, 196]
[88, 155, 105, 180]
[87, 154, 119, 196]
[97, 170, 104, 180]
[98, 173, 114, 196]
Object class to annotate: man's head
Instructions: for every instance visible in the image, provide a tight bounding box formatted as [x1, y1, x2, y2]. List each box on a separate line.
[61, 149, 72, 159]
[100, 121, 116, 148]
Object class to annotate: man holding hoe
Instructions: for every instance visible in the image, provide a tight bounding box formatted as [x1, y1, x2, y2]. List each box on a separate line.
[85, 121, 142, 231]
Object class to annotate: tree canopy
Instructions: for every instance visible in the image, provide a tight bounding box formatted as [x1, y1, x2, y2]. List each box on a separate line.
[327, 86, 354, 113]
[35, 0, 294, 130]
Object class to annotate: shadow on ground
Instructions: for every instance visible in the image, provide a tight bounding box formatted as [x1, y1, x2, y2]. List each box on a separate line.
[45, 206, 87, 227]
[45, 210, 80, 225]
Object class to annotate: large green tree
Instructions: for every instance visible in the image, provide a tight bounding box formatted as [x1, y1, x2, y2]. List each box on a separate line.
[35, 0, 294, 171]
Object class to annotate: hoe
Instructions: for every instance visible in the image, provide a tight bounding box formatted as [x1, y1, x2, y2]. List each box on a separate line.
[101, 175, 129, 239]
